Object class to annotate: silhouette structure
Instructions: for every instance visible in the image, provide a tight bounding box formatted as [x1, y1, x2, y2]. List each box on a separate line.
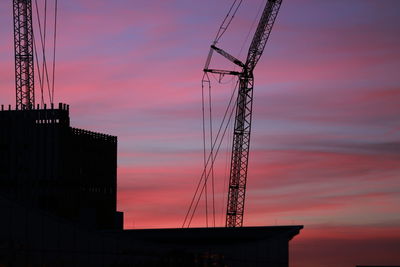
[0, 103, 302, 266]
[0, 103, 122, 230]
[201, 0, 282, 228]
[1, 1, 303, 265]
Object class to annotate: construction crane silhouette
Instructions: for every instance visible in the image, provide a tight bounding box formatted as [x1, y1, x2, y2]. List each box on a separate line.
[13, 0, 35, 110]
[204, 0, 282, 227]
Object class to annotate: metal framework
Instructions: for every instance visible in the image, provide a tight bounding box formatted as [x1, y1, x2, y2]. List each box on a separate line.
[13, 0, 35, 110]
[204, 0, 282, 227]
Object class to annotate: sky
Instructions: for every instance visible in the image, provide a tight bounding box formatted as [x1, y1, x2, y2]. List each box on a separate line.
[1, 0, 400, 266]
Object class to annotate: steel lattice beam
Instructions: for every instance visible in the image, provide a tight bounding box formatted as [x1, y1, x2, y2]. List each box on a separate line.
[13, 0, 35, 110]
[246, 0, 282, 73]
[225, 75, 254, 227]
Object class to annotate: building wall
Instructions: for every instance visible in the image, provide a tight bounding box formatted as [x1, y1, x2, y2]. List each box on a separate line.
[69, 127, 118, 229]
[0, 103, 121, 229]
[0, 194, 302, 266]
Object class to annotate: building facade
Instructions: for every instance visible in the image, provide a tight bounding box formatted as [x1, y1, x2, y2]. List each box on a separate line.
[0, 103, 122, 230]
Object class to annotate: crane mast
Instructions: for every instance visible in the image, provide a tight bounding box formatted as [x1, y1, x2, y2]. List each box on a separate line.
[204, 0, 282, 227]
[226, 0, 282, 228]
[13, 0, 35, 110]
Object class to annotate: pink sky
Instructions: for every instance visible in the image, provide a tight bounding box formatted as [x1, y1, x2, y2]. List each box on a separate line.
[1, 1, 399, 266]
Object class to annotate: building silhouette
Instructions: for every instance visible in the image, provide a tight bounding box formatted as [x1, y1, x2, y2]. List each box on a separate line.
[0, 103, 302, 266]
[0, 103, 122, 230]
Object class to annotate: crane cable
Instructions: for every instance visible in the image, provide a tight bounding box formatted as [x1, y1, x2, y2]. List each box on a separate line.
[214, 0, 243, 43]
[201, 73, 217, 227]
[220, 79, 236, 225]
[208, 77, 216, 228]
[32, 0, 45, 106]
[204, 0, 243, 71]
[182, 79, 239, 228]
[201, 74, 208, 227]
[33, 0, 58, 106]
[186, 81, 238, 227]
[34, 0, 51, 104]
[32, 32, 44, 106]
[184, 0, 243, 228]
[51, 0, 58, 104]
[42, 0, 49, 104]
[203, 0, 242, 227]
[236, 0, 266, 68]
[219, 0, 266, 224]
[185, 0, 269, 227]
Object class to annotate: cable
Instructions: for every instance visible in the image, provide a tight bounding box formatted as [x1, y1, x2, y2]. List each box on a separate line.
[204, 0, 243, 71]
[51, 0, 58, 104]
[33, 0, 44, 105]
[183, 77, 235, 227]
[187, 89, 238, 227]
[210, 72, 235, 85]
[33, 0, 52, 104]
[220, 83, 235, 225]
[201, 75, 208, 227]
[208, 77, 216, 227]
[184, 0, 246, 228]
[32, 33, 44, 106]
[242, 0, 265, 62]
[183, 79, 239, 228]
[41, 0, 47, 101]
[214, 0, 243, 43]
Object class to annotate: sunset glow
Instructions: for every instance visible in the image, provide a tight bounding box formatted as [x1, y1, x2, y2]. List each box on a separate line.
[1, 1, 399, 266]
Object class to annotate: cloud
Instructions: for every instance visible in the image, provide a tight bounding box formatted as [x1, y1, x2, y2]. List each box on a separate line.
[291, 224, 400, 267]
[1, 1, 399, 266]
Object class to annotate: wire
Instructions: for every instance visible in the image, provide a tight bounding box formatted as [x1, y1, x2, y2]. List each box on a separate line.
[33, 0, 44, 105]
[210, 72, 235, 85]
[220, 83, 235, 225]
[51, 0, 58, 104]
[214, 0, 243, 44]
[34, 0, 57, 105]
[33, 32, 44, 106]
[33, 0, 51, 104]
[207, 77, 216, 227]
[204, 0, 243, 71]
[236, 0, 266, 70]
[184, 0, 246, 228]
[201, 74, 208, 227]
[183, 79, 239, 228]
[41, 0, 47, 102]
[186, 86, 238, 227]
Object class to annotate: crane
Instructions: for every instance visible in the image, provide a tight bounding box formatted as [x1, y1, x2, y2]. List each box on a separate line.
[13, 0, 35, 110]
[204, 0, 282, 227]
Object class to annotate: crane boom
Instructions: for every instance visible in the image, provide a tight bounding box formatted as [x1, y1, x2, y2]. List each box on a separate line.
[225, 0, 282, 227]
[13, 0, 35, 110]
[245, 0, 282, 73]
